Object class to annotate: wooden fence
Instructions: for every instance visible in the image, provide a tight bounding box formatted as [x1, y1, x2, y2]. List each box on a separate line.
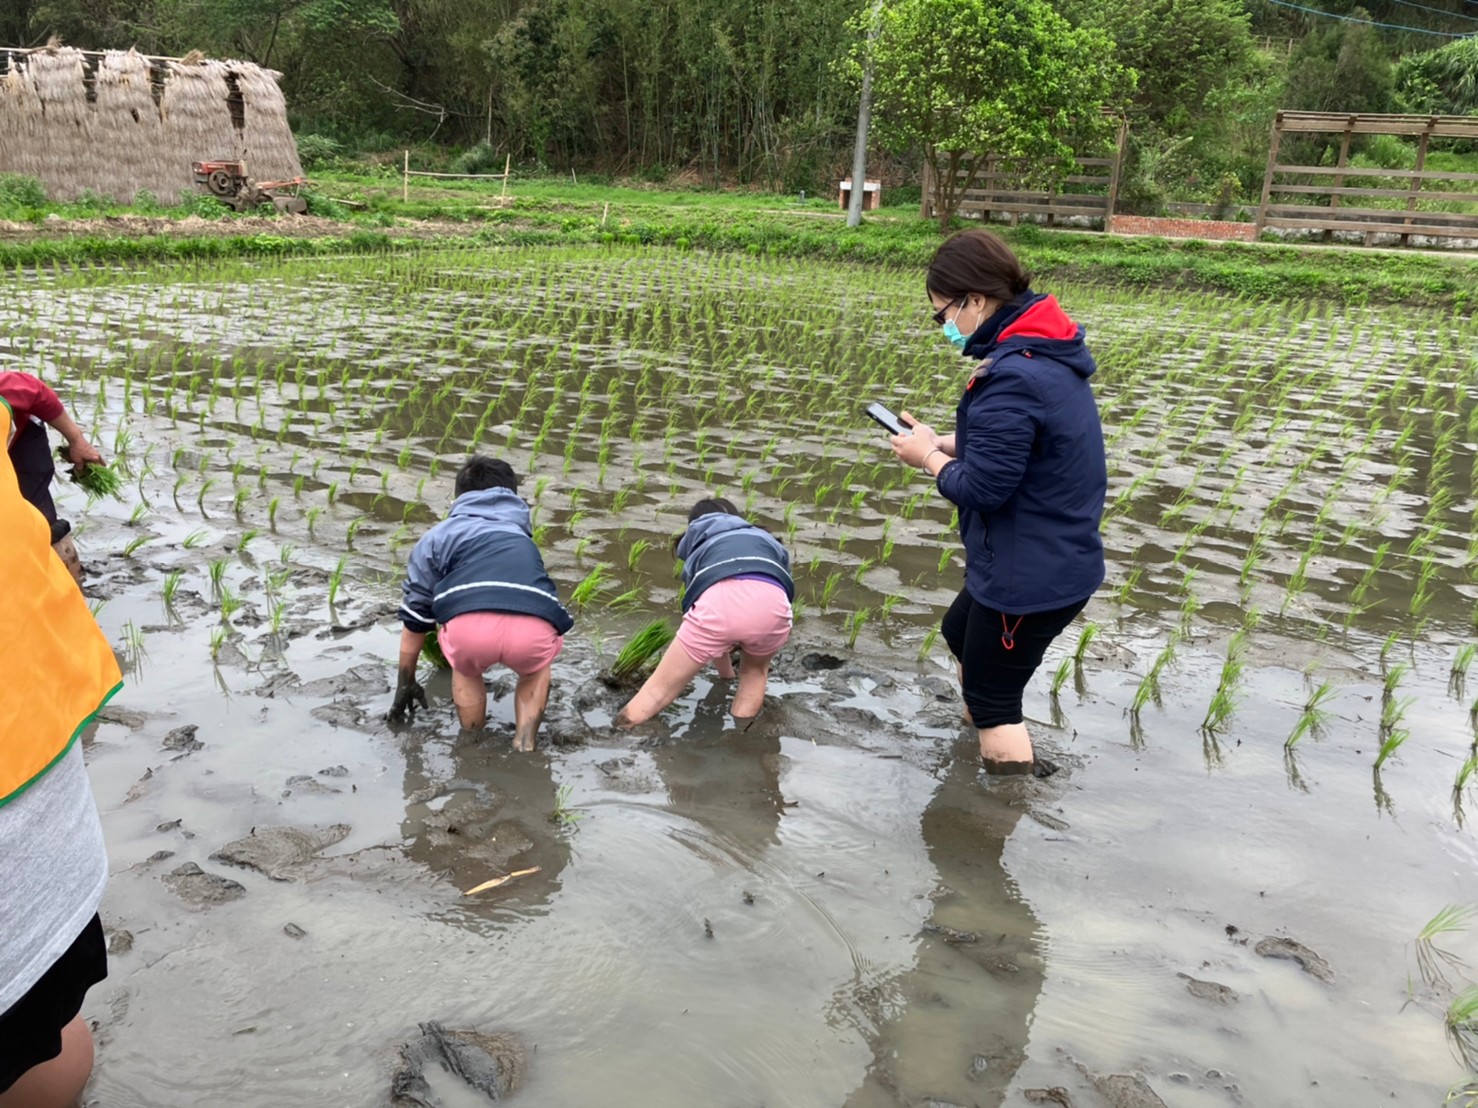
[402, 150, 511, 204]
[1255, 112, 1478, 245]
[919, 117, 1128, 229]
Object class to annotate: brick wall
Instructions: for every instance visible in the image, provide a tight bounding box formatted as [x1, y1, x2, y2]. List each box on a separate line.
[1108, 215, 1258, 242]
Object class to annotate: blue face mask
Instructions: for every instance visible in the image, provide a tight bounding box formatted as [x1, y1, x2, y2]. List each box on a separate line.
[942, 320, 968, 351]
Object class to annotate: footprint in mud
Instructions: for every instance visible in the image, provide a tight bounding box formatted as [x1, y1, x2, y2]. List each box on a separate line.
[1254, 935, 1334, 983]
[1177, 972, 1238, 1003]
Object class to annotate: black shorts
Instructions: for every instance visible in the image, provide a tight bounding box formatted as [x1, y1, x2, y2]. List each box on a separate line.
[11, 418, 58, 523]
[0, 915, 107, 1094]
[940, 590, 1087, 729]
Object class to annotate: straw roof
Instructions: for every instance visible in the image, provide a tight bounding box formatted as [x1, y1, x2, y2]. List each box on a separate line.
[0, 45, 303, 203]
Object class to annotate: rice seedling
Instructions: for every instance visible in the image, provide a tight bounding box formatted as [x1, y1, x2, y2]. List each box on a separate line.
[182, 528, 209, 550]
[627, 539, 652, 572]
[1415, 904, 1475, 989]
[122, 535, 153, 558]
[917, 626, 940, 662]
[552, 783, 585, 828]
[328, 556, 348, 608]
[1446, 986, 1478, 1070]
[1201, 630, 1249, 736]
[845, 607, 871, 649]
[606, 619, 675, 685]
[1286, 682, 1336, 748]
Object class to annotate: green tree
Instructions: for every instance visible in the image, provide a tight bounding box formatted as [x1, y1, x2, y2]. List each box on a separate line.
[1283, 9, 1394, 114]
[1076, 0, 1253, 129]
[1395, 35, 1478, 115]
[859, 0, 1130, 230]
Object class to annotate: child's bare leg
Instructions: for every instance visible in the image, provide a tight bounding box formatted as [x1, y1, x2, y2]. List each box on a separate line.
[512, 665, 553, 752]
[980, 722, 1034, 774]
[731, 650, 776, 721]
[0, 1013, 94, 1108]
[615, 642, 705, 727]
[451, 669, 488, 730]
[714, 651, 737, 679]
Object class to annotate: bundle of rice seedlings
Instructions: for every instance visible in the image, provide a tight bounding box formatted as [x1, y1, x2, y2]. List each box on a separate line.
[421, 626, 450, 670]
[601, 618, 675, 688]
[55, 447, 123, 500]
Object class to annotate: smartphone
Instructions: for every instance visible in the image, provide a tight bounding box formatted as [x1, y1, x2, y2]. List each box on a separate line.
[865, 402, 912, 436]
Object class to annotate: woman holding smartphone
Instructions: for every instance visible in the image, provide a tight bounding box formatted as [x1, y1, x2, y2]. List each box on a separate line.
[889, 229, 1107, 776]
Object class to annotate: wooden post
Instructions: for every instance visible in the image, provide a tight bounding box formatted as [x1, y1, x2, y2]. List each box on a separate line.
[500, 153, 511, 206]
[1104, 116, 1128, 232]
[1399, 121, 1432, 247]
[1255, 113, 1283, 238]
[403, 150, 409, 203]
[1323, 117, 1353, 243]
[981, 156, 995, 225]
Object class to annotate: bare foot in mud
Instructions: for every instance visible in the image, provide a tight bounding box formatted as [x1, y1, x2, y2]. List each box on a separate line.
[512, 725, 538, 753]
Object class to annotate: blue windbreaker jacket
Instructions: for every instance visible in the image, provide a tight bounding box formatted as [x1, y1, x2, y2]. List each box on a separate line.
[935, 292, 1107, 614]
[399, 487, 574, 634]
[676, 514, 794, 614]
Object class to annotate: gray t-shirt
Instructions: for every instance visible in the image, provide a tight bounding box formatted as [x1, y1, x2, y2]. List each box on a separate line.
[0, 743, 108, 1013]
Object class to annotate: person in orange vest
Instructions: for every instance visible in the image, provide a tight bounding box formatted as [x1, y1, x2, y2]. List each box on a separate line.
[0, 397, 123, 1106]
[0, 371, 105, 524]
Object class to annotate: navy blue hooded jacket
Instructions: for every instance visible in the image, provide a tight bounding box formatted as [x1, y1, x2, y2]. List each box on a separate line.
[935, 292, 1107, 614]
[676, 514, 794, 614]
[400, 487, 574, 635]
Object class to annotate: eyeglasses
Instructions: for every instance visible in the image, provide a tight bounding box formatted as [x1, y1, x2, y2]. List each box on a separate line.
[931, 298, 962, 327]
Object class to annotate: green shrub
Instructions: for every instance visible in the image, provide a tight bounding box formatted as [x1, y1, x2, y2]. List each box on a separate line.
[0, 174, 47, 213]
[450, 142, 503, 176]
[295, 134, 344, 170]
[305, 193, 351, 220]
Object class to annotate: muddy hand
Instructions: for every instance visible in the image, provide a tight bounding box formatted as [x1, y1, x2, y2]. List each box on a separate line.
[388, 674, 428, 722]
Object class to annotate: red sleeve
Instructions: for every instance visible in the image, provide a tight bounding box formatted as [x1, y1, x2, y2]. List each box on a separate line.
[0, 373, 63, 424]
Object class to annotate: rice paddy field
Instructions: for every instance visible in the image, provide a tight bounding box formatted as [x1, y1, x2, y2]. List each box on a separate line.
[9, 245, 1478, 1106]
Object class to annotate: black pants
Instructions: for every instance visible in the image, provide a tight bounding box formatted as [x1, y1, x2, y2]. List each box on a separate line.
[11, 418, 57, 522]
[941, 589, 1087, 729]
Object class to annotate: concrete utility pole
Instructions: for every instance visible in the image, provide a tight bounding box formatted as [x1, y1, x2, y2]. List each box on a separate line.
[847, 0, 885, 229]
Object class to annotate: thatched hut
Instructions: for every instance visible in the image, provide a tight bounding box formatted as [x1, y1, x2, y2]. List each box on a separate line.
[0, 44, 302, 203]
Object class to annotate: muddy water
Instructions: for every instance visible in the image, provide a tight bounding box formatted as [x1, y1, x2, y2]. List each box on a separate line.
[2, 247, 1474, 1105]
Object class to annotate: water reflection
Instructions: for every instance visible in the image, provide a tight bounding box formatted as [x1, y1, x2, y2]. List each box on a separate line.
[399, 729, 573, 918]
[653, 681, 788, 851]
[844, 747, 1045, 1106]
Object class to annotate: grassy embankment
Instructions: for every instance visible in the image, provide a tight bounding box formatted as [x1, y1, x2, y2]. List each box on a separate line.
[0, 171, 1473, 310]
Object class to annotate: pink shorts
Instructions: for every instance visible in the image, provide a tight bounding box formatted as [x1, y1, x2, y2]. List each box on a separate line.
[675, 578, 793, 665]
[439, 612, 563, 678]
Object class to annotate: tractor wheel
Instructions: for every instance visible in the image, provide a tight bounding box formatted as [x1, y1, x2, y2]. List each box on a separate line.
[206, 169, 235, 197]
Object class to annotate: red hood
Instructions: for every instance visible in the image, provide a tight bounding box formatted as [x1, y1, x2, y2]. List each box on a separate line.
[998, 295, 1079, 342]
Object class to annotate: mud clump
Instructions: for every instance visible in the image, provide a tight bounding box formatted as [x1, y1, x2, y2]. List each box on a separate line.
[161, 724, 203, 752]
[800, 652, 845, 671]
[163, 862, 246, 906]
[1255, 936, 1333, 983]
[1177, 972, 1238, 1003]
[392, 1021, 525, 1106]
[210, 824, 351, 880]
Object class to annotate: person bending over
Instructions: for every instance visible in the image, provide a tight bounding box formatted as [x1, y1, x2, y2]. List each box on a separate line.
[389, 456, 574, 751]
[0, 371, 104, 524]
[616, 498, 793, 728]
